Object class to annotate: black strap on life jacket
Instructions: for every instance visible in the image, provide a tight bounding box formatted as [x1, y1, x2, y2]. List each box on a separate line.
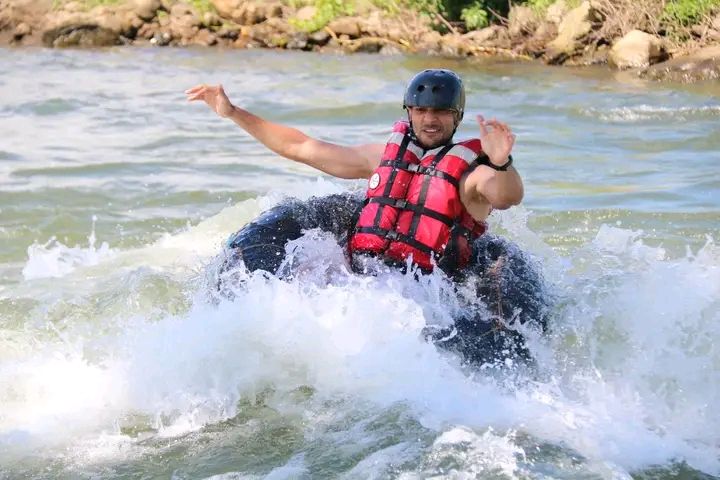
[378, 160, 460, 189]
[354, 226, 435, 256]
[367, 197, 454, 227]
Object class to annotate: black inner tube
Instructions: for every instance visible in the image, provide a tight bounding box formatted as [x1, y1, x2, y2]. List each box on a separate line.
[216, 194, 550, 367]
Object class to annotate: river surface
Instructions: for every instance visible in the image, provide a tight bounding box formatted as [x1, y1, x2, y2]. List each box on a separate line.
[0, 47, 719, 479]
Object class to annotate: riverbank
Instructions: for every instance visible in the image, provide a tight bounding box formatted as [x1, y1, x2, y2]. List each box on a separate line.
[1, 0, 719, 83]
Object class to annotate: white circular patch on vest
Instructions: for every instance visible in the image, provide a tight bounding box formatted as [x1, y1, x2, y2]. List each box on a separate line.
[368, 172, 381, 189]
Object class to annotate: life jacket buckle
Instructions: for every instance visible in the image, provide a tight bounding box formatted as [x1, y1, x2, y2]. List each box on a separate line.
[393, 199, 408, 209]
[386, 230, 400, 241]
[406, 163, 420, 173]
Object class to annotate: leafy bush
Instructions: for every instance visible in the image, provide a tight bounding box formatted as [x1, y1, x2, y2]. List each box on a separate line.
[461, 3, 488, 29]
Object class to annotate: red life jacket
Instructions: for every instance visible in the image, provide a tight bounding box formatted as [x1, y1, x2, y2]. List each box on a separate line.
[349, 121, 487, 272]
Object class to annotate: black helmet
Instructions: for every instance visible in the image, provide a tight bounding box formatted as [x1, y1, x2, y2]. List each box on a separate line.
[403, 69, 465, 120]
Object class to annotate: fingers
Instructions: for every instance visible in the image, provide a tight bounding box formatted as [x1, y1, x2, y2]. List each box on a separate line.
[184, 84, 219, 101]
[485, 118, 515, 142]
[184, 84, 205, 94]
[476, 114, 489, 136]
[477, 115, 515, 138]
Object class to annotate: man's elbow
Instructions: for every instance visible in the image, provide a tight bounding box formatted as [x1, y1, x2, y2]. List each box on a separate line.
[491, 191, 523, 210]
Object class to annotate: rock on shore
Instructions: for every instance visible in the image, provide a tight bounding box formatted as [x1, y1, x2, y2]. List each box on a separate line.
[1, 0, 718, 83]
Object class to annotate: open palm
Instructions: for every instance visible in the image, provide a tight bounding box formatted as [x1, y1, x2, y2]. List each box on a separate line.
[477, 115, 515, 166]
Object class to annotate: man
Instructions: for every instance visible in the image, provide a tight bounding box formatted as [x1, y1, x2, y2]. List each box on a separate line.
[186, 69, 523, 274]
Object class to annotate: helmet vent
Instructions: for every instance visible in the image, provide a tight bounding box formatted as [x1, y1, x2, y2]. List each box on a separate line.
[432, 85, 440, 93]
[417, 85, 425, 92]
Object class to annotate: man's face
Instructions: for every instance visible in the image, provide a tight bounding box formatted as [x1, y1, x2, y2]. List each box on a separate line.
[408, 107, 458, 149]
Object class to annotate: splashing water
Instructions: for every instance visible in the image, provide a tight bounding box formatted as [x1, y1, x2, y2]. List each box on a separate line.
[2, 193, 718, 478]
[22, 216, 113, 280]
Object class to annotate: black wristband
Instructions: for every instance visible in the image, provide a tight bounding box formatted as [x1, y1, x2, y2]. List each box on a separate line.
[478, 154, 513, 171]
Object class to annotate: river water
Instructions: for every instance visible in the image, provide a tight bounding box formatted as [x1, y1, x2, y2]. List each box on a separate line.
[0, 47, 718, 479]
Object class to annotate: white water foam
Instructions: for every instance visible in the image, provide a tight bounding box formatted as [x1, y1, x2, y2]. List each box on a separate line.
[2, 190, 719, 476]
[22, 217, 113, 280]
[581, 104, 720, 123]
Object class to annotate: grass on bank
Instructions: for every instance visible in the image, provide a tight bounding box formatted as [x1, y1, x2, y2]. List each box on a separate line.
[664, 0, 720, 26]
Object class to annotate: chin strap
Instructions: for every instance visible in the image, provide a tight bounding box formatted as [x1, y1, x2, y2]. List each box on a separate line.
[406, 110, 423, 147]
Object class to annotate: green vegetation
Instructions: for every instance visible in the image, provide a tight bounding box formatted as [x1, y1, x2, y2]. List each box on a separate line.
[662, 0, 720, 26]
[460, 3, 488, 29]
[290, 0, 355, 32]
[187, 0, 216, 17]
[525, 0, 557, 13]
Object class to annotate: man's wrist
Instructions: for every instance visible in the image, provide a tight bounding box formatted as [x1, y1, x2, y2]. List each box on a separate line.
[484, 154, 513, 171]
[223, 104, 239, 119]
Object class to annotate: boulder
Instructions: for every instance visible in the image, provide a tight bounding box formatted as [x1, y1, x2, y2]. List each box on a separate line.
[42, 24, 119, 47]
[215, 25, 240, 39]
[150, 30, 172, 45]
[211, 0, 282, 25]
[609, 30, 667, 69]
[92, 5, 143, 36]
[248, 18, 292, 47]
[137, 20, 160, 39]
[160, 0, 178, 11]
[62, 1, 84, 13]
[14, 22, 31, 37]
[545, 1, 601, 63]
[345, 37, 392, 54]
[202, 11, 222, 27]
[358, 10, 383, 36]
[463, 25, 511, 49]
[168, 3, 201, 41]
[286, 32, 309, 50]
[133, 0, 161, 21]
[565, 42, 608, 65]
[327, 16, 360, 38]
[2, 0, 52, 37]
[294, 6, 317, 22]
[210, 0, 239, 18]
[642, 45, 720, 83]
[308, 28, 330, 45]
[192, 28, 217, 46]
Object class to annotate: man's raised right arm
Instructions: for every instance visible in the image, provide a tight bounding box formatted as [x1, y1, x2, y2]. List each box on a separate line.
[185, 84, 383, 180]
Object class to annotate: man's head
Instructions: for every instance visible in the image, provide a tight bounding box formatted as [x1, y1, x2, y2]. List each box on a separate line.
[403, 69, 465, 149]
